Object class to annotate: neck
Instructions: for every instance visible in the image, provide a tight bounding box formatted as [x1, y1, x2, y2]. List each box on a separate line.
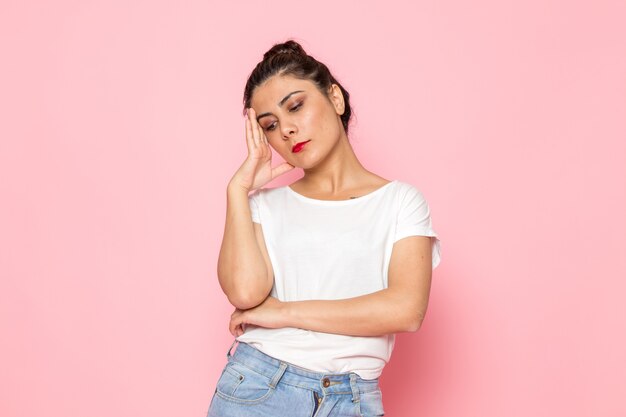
[299, 132, 372, 193]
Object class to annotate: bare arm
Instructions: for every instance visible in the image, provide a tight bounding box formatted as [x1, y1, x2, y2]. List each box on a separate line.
[217, 185, 274, 310]
[218, 107, 293, 310]
[230, 235, 433, 336]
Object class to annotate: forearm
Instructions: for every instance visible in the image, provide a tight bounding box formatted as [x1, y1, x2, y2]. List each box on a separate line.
[217, 184, 271, 309]
[282, 288, 424, 337]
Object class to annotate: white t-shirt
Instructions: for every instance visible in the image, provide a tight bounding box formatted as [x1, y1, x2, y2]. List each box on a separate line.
[235, 179, 441, 380]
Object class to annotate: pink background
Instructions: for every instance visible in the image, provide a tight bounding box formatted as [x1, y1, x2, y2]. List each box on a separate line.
[1, 1, 625, 416]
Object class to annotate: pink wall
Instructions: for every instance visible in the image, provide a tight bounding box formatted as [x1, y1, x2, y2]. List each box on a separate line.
[1, 1, 625, 416]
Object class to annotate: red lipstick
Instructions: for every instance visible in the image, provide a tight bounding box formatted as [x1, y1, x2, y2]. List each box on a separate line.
[292, 140, 311, 153]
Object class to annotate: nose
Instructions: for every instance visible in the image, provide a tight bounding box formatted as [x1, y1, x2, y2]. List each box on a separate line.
[281, 120, 298, 140]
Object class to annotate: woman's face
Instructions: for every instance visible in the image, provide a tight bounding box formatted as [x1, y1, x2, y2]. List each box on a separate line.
[249, 74, 346, 169]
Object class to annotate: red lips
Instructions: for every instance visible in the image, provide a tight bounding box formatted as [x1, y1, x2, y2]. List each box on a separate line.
[292, 140, 311, 153]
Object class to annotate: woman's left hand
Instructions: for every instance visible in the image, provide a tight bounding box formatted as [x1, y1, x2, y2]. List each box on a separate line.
[229, 296, 289, 337]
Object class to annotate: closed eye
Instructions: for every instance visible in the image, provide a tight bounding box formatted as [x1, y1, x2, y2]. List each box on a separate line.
[263, 102, 303, 131]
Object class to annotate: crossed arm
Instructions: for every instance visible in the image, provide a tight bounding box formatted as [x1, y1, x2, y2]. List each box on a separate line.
[228, 231, 434, 337]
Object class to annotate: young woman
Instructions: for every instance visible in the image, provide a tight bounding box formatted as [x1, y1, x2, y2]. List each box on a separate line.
[207, 40, 441, 417]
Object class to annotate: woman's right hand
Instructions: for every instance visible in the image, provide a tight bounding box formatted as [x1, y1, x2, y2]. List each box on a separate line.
[229, 107, 295, 192]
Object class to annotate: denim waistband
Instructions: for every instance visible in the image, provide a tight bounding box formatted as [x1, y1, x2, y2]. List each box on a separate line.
[225, 339, 380, 399]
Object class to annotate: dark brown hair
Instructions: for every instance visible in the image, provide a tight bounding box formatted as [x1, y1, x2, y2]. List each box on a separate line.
[243, 39, 353, 135]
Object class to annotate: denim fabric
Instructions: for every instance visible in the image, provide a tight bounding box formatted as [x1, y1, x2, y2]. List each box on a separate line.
[206, 339, 385, 417]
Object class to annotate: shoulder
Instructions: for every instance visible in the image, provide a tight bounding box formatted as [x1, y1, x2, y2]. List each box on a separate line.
[389, 181, 433, 216]
[249, 184, 290, 201]
[392, 180, 426, 199]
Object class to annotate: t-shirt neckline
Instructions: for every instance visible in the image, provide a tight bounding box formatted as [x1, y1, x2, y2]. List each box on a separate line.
[285, 180, 398, 205]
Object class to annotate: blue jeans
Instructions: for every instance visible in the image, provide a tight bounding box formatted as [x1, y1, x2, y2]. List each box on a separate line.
[206, 339, 385, 417]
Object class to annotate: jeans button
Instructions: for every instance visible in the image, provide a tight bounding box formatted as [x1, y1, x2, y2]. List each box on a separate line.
[322, 377, 330, 388]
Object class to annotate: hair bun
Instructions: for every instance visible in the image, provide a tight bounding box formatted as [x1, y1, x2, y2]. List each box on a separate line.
[263, 40, 307, 61]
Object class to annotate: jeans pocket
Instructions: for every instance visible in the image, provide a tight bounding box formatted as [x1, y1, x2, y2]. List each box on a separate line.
[215, 361, 274, 405]
[358, 389, 385, 416]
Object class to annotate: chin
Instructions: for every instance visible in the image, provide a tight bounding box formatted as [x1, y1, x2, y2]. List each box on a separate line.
[293, 156, 322, 170]
[287, 159, 308, 169]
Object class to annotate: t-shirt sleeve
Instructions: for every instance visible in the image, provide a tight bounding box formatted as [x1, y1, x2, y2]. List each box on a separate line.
[394, 185, 442, 269]
[248, 189, 261, 224]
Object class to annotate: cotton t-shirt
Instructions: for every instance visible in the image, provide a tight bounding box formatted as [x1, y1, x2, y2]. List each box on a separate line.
[235, 179, 441, 380]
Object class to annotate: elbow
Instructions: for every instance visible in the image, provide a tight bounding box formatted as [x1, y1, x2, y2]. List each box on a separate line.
[217, 264, 271, 310]
[224, 278, 271, 310]
[227, 291, 266, 310]
[404, 312, 425, 333]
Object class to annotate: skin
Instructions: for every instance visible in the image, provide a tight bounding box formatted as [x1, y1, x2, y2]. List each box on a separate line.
[227, 74, 433, 337]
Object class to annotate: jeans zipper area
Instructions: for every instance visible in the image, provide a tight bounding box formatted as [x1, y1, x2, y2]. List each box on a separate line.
[312, 391, 323, 416]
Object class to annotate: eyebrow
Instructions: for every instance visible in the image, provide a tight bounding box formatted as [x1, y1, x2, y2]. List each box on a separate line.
[256, 90, 305, 122]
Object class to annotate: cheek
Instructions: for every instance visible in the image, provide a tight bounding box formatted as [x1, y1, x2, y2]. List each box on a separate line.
[298, 108, 316, 130]
[318, 111, 342, 137]
[300, 104, 334, 133]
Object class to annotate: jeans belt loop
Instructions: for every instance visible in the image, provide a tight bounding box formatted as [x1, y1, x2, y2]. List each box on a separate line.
[349, 373, 361, 403]
[226, 338, 238, 360]
[269, 362, 288, 389]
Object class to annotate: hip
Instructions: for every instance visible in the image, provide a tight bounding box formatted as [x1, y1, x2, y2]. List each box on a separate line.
[206, 339, 386, 417]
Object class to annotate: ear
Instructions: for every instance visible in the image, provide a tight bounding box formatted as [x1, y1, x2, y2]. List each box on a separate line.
[327, 84, 345, 116]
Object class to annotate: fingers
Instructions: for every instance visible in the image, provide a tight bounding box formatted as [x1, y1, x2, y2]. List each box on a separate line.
[258, 124, 264, 145]
[246, 107, 270, 150]
[245, 108, 261, 155]
[248, 108, 261, 145]
[229, 310, 246, 337]
[257, 120, 268, 146]
[271, 162, 295, 179]
[229, 315, 238, 336]
[245, 112, 256, 154]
